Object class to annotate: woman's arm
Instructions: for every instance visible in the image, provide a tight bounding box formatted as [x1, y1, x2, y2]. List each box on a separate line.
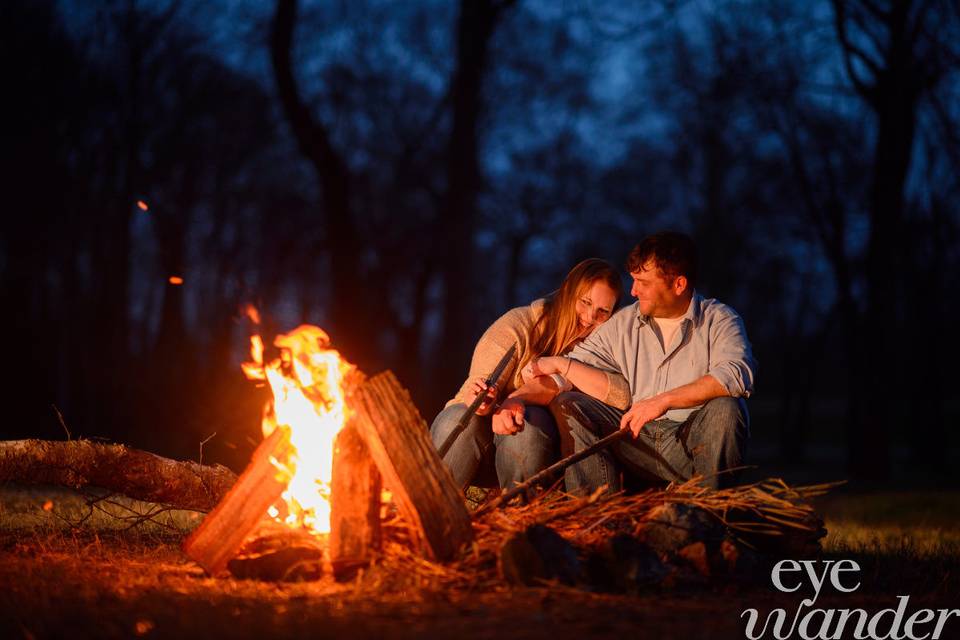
[528, 356, 610, 401]
[450, 307, 530, 408]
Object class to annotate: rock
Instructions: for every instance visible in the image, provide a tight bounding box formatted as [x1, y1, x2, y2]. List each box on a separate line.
[672, 536, 766, 583]
[499, 524, 581, 586]
[638, 503, 726, 555]
[726, 507, 827, 557]
[720, 537, 766, 580]
[586, 533, 668, 592]
[677, 541, 711, 577]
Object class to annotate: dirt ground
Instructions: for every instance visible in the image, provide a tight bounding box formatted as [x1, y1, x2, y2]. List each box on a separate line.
[1, 485, 958, 640]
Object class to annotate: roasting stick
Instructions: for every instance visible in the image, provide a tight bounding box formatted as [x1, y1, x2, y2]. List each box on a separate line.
[436, 344, 518, 458]
[474, 428, 631, 516]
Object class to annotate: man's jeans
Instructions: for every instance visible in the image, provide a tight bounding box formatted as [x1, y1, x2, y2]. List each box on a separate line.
[430, 403, 559, 490]
[549, 392, 748, 493]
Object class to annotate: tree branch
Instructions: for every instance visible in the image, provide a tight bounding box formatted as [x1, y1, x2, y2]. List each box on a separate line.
[269, 0, 348, 183]
[832, 0, 879, 104]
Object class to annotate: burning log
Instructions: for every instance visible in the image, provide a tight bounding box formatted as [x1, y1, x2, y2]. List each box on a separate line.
[350, 371, 473, 561]
[0, 439, 237, 512]
[182, 427, 294, 575]
[329, 423, 381, 579]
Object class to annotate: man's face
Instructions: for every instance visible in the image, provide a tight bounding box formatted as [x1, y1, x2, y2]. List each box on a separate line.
[630, 261, 687, 318]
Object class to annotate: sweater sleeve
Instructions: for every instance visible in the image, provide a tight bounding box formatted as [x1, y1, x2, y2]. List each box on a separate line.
[603, 372, 632, 410]
[448, 305, 532, 407]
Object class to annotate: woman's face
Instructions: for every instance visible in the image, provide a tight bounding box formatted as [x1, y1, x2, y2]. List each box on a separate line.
[575, 280, 618, 338]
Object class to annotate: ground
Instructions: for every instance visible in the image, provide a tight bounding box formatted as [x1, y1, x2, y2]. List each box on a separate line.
[0, 485, 957, 640]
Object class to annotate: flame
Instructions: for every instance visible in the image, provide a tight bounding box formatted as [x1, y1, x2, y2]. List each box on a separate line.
[168, 276, 184, 285]
[242, 318, 353, 534]
[136, 200, 149, 211]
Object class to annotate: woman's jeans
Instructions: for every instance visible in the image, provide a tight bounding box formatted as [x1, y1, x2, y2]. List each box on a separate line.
[549, 392, 748, 493]
[430, 403, 559, 490]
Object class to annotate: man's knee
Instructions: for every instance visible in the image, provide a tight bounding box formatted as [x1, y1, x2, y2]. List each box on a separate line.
[550, 391, 586, 414]
[699, 397, 747, 434]
[549, 391, 600, 427]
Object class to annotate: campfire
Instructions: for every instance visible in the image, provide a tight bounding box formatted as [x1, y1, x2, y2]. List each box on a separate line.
[183, 317, 472, 580]
[178, 313, 830, 588]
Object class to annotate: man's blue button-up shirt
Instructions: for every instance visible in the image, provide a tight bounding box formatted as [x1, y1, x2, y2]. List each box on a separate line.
[569, 292, 757, 423]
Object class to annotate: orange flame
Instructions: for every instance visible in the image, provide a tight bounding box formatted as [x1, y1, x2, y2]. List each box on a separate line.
[242, 316, 353, 534]
[168, 276, 184, 285]
[244, 304, 261, 325]
[137, 200, 149, 211]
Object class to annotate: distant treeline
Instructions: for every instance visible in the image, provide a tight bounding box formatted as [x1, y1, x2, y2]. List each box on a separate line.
[1, 0, 957, 482]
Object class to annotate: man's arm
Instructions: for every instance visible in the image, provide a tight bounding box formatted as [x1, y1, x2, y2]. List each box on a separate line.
[620, 306, 756, 437]
[620, 374, 728, 437]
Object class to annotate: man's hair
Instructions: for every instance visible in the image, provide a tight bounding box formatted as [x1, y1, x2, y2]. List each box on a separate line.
[626, 231, 698, 287]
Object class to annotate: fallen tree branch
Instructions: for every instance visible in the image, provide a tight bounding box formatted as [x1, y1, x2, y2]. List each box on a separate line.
[0, 439, 237, 512]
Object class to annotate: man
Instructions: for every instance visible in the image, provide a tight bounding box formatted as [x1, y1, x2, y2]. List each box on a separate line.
[500, 231, 756, 492]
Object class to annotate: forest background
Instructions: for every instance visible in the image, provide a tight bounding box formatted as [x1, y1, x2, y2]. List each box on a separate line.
[2, 0, 958, 487]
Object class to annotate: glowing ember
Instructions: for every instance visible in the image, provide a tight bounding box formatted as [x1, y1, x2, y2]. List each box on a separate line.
[168, 276, 184, 285]
[136, 200, 149, 211]
[242, 319, 354, 534]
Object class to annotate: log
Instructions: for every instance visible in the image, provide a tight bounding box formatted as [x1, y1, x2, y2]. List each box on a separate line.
[350, 371, 473, 561]
[227, 520, 324, 582]
[329, 423, 381, 580]
[0, 439, 237, 512]
[183, 427, 294, 575]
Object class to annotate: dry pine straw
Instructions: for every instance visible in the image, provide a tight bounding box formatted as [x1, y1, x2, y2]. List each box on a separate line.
[0, 477, 831, 600]
[355, 477, 836, 594]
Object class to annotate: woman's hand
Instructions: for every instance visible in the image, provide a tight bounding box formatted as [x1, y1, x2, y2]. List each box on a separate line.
[468, 377, 498, 416]
[529, 356, 567, 378]
[492, 397, 525, 435]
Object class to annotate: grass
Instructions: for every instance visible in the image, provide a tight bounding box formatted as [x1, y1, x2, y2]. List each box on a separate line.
[1, 483, 958, 640]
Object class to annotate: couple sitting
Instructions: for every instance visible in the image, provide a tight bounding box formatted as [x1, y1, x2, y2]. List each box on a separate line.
[431, 231, 757, 495]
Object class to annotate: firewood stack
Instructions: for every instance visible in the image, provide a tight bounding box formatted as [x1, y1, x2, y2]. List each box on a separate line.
[183, 371, 472, 581]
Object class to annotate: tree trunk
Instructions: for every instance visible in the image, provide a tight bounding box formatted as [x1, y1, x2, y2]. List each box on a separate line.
[435, 0, 514, 404]
[269, 0, 372, 370]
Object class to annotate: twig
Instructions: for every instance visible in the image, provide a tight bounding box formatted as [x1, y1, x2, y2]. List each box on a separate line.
[198, 431, 217, 468]
[51, 404, 71, 441]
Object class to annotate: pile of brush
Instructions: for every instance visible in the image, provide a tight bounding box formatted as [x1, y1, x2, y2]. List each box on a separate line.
[362, 477, 837, 594]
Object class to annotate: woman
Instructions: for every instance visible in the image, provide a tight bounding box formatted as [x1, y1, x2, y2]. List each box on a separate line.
[430, 258, 622, 490]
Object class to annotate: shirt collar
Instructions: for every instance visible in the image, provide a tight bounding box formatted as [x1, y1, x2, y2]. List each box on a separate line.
[635, 291, 702, 326]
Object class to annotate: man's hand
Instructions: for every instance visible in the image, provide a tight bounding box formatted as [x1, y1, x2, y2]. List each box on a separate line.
[620, 396, 669, 438]
[492, 397, 526, 435]
[468, 376, 498, 416]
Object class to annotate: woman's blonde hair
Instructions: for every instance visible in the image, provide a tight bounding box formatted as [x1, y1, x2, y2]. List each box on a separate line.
[519, 258, 622, 372]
